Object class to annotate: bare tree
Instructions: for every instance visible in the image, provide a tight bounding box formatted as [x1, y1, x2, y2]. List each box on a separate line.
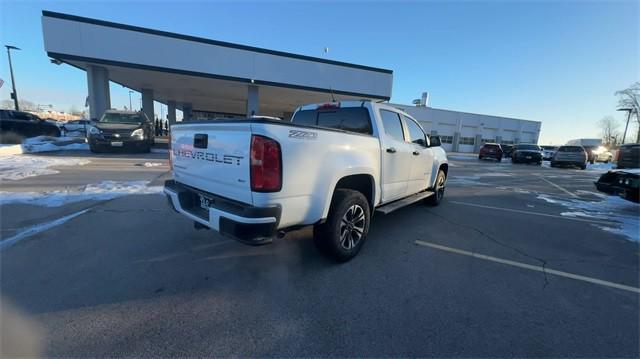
[597, 116, 620, 145]
[615, 82, 640, 143]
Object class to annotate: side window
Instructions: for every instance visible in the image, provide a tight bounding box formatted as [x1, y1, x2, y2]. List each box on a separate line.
[404, 117, 427, 147]
[13, 113, 31, 121]
[380, 110, 404, 141]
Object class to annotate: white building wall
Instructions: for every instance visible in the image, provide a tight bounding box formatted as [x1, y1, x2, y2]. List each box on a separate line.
[393, 104, 541, 153]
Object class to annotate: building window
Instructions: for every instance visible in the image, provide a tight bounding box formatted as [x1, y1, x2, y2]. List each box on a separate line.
[440, 135, 453, 144]
[482, 138, 495, 143]
[501, 140, 514, 145]
[459, 137, 475, 145]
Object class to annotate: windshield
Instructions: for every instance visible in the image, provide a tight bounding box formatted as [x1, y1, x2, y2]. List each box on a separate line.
[99, 113, 144, 124]
[516, 144, 541, 151]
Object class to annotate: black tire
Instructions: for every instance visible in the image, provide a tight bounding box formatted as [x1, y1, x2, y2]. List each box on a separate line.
[537, 161, 542, 165]
[47, 128, 61, 137]
[426, 169, 446, 206]
[497, 156, 502, 162]
[550, 161, 556, 168]
[478, 155, 483, 160]
[313, 189, 370, 262]
[580, 164, 587, 170]
[141, 141, 152, 153]
[0, 131, 24, 144]
[89, 144, 102, 153]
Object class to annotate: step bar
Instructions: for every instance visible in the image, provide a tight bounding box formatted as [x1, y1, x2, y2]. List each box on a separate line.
[375, 191, 435, 215]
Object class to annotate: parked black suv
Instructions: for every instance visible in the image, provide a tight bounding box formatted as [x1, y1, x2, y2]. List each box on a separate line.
[0, 109, 61, 143]
[88, 110, 154, 152]
[511, 144, 543, 164]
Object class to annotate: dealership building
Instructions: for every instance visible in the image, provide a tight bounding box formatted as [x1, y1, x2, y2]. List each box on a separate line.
[42, 11, 540, 153]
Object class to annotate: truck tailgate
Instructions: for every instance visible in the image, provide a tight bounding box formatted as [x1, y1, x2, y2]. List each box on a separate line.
[171, 122, 252, 204]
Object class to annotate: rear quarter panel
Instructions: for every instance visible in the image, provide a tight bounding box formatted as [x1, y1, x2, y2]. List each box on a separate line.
[250, 123, 381, 228]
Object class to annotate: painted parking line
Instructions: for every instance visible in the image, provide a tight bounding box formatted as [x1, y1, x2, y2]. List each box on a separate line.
[449, 201, 611, 225]
[536, 176, 580, 198]
[414, 240, 640, 294]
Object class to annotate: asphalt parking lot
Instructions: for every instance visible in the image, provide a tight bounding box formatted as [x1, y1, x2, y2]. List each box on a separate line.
[1, 151, 638, 357]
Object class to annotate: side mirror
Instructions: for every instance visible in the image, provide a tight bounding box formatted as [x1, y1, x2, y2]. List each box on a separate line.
[429, 135, 441, 147]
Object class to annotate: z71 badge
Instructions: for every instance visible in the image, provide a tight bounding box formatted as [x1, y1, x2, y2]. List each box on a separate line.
[289, 129, 318, 140]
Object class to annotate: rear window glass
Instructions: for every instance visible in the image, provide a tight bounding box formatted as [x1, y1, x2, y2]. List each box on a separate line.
[559, 146, 584, 152]
[291, 107, 372, 135]
[516, 144, 541, 151]
[483, 144, 501, 149]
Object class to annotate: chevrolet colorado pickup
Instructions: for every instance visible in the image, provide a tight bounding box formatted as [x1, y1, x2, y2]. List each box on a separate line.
[164, 101, 448, 261]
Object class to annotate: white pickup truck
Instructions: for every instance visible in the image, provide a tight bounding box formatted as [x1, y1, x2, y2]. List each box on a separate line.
[164, 101, 448, 261]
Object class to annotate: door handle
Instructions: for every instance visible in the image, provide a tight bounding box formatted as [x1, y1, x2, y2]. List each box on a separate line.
[386, 147, 396, 153]
[413, 151, 420, 156]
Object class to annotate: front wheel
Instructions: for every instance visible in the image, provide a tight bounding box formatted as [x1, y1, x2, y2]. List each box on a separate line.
[313, 189, 370, 262]
[426, 169, 446, 206]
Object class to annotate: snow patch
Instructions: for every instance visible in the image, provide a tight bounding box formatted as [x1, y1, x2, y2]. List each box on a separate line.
[537, 194, 639, 241]
[0, 155, 90, 181]
[586, 162, 614, 172]
[143, 162, 164, 167]
[0, 144, 23, 155]
[21, 136, 88, 153]
[0, 181, 164, 207]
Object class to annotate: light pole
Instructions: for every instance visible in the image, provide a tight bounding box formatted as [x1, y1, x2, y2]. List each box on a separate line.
[617, 107, 634, 144]
[128, 90, 133, 111]
[5, 45, 21, 111]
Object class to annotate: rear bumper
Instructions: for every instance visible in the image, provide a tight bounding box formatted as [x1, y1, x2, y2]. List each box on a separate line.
[89, 136, 148, 149]
[479, 152, 502, 159]
[163, 180, 281, 245]
[551, 160, 585, 166]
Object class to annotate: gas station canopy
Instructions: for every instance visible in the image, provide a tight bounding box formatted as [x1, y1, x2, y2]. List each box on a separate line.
[42, 11, 394, 120]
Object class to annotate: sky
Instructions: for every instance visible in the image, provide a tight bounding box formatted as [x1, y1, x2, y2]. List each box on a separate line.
[0, 0, 638, 144]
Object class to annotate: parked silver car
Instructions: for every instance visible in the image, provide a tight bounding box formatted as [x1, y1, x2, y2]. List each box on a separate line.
[550, 145, 588, 170]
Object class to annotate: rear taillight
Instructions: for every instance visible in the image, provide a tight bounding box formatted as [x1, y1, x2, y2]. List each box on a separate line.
[250, 135, 282, 192]
[316, 102, 340, 110]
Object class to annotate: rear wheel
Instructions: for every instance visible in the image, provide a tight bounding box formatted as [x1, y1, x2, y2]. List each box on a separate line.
[0, 131, 24, 144]
[580, 164, 587, 170]
[313, 189, 370, 262]
[426, 169, 446, 206]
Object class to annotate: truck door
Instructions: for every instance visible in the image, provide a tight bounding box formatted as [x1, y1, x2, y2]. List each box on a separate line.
[379, 109, 413, 202]
[403, 116, 433, 195]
